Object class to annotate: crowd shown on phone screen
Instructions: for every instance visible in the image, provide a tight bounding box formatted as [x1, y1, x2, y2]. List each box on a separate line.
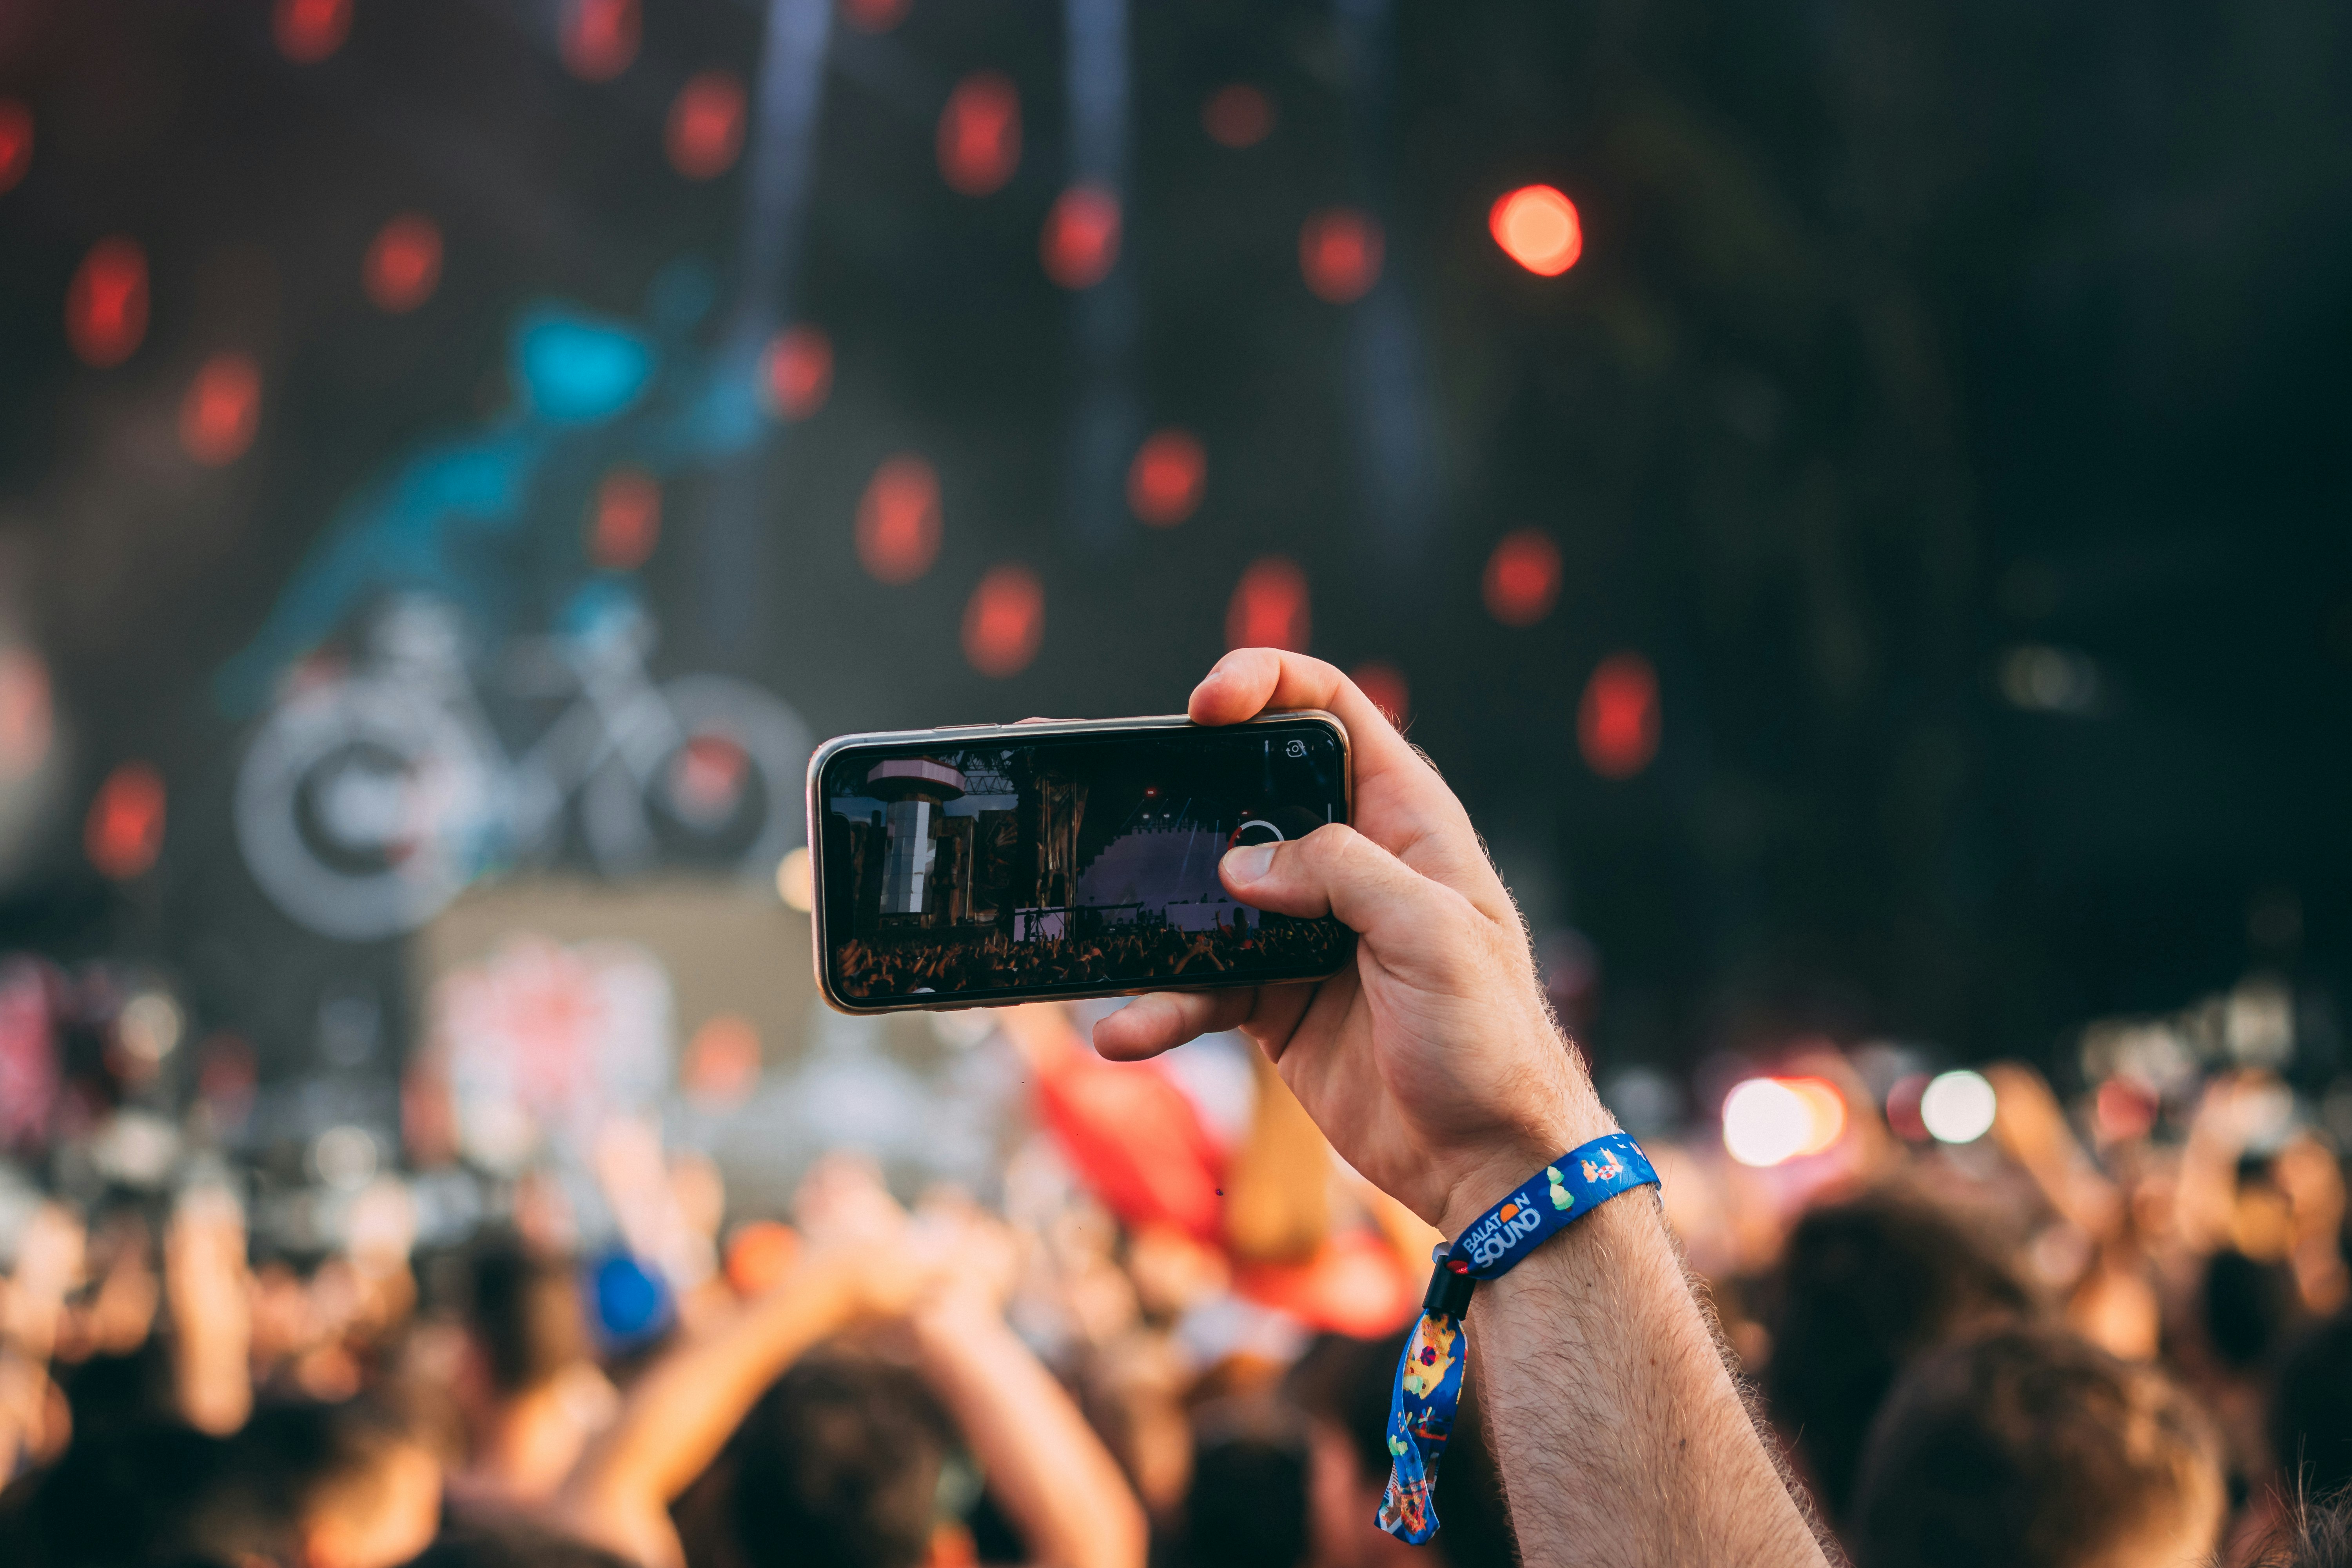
[4, 1005, 2351, 1568]
[833, 917, 1350, 1001]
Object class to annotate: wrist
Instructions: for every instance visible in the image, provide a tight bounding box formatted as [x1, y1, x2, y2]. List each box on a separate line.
[1432, 1091, 1617, 1241]
[907, 1295, 1009, 1360]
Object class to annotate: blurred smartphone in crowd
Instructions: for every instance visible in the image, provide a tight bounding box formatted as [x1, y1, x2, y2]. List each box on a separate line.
[807, 712, 1354, 1012]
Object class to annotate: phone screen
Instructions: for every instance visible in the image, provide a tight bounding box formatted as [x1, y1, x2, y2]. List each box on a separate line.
[815, 717, 1354, 1008]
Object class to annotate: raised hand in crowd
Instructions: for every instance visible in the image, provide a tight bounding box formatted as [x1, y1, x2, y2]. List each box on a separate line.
[166, 1184, 254, 1436]
[0, 1203, 82, 1480]
[557, 1154, 1146, 1568]
[1095, 649, 1828, 1568]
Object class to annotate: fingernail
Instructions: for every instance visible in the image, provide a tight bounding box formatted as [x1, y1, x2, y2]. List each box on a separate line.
[1223, 843, 1276, 884]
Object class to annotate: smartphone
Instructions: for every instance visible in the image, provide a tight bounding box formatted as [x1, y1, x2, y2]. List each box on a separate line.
[807, 712, 1354, 1012]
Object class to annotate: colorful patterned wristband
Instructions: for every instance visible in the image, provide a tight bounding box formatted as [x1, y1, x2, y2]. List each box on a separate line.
[1376, 1132, 1659, 1543]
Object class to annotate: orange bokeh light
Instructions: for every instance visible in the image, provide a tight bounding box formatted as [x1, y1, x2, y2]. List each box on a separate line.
[1227, 558, 1309, 653]
[963, 565, 1045, 677]
[66, 236, 148, 368]
[1351, 662, 1409, 727]
[274, 0, 352, 64]
[560, 0, 639, 81]
[1127, 429, 1205, 526]
[839, 0, 909, 33]
[938, 70, 1020, 197]
[1042, 183, 1120, 290]
[1489, 184, 1583, 276]
[684, 1014, 761, 1106]
[726, 1220, 800, 1295]
[1483, 528, 1561, 626]
[0, 99, 31, 194]
[668, 70, 747, 180]
[1299, 208, 1382, 303]
[760, 324, 833, 421]
[180, 353, 262, 466]
[1202, 84, 1274, 149]
[365, 213, 443, 313]
[856, 454, 942, 584]
[1578, 652, 1660, 779]
[87, 761, 166, 880]
[1788, 1078, 1849, 1156]
[587, 468, 661, 570]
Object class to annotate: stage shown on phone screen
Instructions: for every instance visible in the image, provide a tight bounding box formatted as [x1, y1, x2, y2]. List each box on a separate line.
[819, 722, 1353, 1004]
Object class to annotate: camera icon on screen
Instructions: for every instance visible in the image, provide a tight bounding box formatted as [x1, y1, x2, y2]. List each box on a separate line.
[1285, 739, 1307, 758]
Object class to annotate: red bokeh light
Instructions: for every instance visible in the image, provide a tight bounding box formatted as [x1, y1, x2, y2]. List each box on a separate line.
[1127, 428, 1205, 526]
[560, 0, 639, 81]
[0, 99, 32, 195]
[1299, 208, 1383, 303]
[1489, 184, 1583, 276]
[1227, 558, 1310, 653]
[365, 212, 443, 313]
[2096, 1077, 2159, 1143]
[1578, 652, 1660, 779]
[856, 454, 942, 584]
[1351, 662, 1409, 727]
[1886, 1074, 1931, 1142]
[1201, 84, 1274, 149]
[274, 0, 352, 64]
[66, 237, 148, 368]
[86, 762, 166, 880]
[839, 0, 909, 33]
[587, 468, 661, 570]
[1042, 183, 1120, 289]
[1483, 528, 1562, 626]
[180, 353, 262, 467]
[963, 565, 1045, 677]
[938, 70, 1020, 197]
[760, 324, 833, 421]
[668, 70, 747, 180]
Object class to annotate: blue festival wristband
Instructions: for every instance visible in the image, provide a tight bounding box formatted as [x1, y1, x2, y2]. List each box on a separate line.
[1376, 1132, 1659, 1544]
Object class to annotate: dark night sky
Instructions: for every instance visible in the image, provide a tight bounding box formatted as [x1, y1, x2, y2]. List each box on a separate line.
[0, 0, 2346, 1083]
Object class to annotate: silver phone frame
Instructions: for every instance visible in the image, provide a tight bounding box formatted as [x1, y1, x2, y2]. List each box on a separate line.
[805, 710, 1354, 1014]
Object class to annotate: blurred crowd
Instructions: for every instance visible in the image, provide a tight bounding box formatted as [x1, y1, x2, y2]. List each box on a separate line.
[833, 918, 1350, 999]
[3, 993, 2351, 1568]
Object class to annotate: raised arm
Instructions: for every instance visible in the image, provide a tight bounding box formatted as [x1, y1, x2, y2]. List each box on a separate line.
[1094, 649, 1828, 1568]
[906, 1196, 1147, 1568]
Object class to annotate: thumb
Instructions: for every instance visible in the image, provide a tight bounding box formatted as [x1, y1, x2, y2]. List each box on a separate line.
[1221, 823, 1473, 953]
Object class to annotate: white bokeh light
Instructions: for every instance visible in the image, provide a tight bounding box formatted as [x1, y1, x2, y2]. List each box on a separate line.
[1920, 1069, 1998, 1144]
[1722, 1078, 1812, 1167]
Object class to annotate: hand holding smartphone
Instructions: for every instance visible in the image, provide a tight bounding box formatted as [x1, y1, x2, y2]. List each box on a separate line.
[807, 712, 1354, 1011]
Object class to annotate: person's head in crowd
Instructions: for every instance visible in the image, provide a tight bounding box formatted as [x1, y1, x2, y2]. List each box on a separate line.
[1178, 1423, 1309, 1568]
[407, 1520, 637, 1568]
[1762, 1189, 2032, 1519]
[2248, 1493, 2352, 1568]
[2273, 1309, 2352, 1503]
[2204, 1247, 2301, 1372]
[0, 1420, 229, 1568]
[1848, 1327, 2225, 1568]
[465, 1237, 590, 1399]
[713, 1352, 960, 1568]
[448, 1234, 603, 1503]
[1287, 1331, 1515, 1568]
[200, 1397, 444, 1568]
